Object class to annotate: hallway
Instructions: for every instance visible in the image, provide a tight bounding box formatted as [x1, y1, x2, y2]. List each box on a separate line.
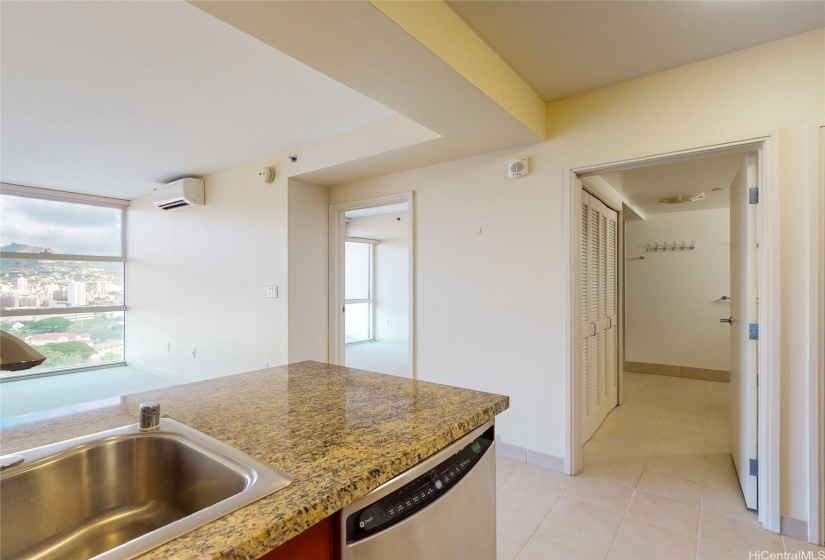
[495, 372, 824, 559]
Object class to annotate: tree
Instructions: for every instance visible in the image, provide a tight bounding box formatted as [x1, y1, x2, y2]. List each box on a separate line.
[37, 341, 95, 367]
[68, 319, 122, 343]
[1, 328, 28, 341]
[101, 351, 124, 363]
[30, 317, 72, 333]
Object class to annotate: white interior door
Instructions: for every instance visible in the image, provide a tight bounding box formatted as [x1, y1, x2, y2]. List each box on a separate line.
[730, 153, 759, 510]
[581, 190, 619, 442]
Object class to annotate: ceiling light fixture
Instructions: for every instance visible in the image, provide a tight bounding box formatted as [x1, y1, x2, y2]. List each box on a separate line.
[658, 192, 705, 204]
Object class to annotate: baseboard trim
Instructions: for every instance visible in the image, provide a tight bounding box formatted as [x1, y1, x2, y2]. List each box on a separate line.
[125, 361, 191, 384]
[527, 449, 565, 472]
[781, 515, 808, 541]
[496, 439, 527, 462]
[624, 361, 730, 383]
[495, 438, 565, 473]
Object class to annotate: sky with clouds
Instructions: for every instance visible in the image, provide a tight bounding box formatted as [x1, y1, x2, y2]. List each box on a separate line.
[1, 194, 122, 256]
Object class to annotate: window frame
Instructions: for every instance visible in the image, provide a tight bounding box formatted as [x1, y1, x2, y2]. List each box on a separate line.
[344, 238, 376, 345]
[1, 183, 129, 380]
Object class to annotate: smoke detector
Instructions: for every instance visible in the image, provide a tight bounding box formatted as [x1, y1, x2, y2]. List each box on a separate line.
[508, 159, 528, 178]
[658, 192, 705, 204]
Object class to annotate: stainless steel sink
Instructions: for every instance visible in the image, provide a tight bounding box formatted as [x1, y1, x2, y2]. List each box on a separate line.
[0, 418, 293, 560]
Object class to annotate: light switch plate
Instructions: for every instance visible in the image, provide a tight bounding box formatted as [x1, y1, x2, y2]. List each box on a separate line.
[266, 286, 278, 298]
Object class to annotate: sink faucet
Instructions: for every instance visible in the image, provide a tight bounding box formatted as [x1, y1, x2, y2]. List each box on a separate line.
[138, 402, 161, 431]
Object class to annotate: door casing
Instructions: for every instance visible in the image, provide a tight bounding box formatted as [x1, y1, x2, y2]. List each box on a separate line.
[809, 124, 825, 545]
[562, 132, 781, 533]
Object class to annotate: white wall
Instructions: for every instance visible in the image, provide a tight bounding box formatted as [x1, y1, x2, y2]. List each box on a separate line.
[125, 117, 423, 379]
[288, 178, 329, 363]
[332, 150, 563, 467]
[624, 208, 730, 370]
[326, 30, 824, 520]
[126, 159, 289, 380]
[347, 213, 409, 342]
[125, 29, 823, 521]
[127, 171, 331, 378]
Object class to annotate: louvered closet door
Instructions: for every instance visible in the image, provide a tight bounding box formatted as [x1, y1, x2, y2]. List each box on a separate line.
[581, 191, 618, 443]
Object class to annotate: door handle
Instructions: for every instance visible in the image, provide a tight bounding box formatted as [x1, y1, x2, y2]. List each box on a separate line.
[720, 317, 733, 324]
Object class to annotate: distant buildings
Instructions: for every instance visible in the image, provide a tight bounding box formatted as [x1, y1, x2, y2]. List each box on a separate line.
[45, 283, 60, 299]
[1, 264, 123, 312]
[91, 340, 124, 358]
[60, 312, 96, 322]
[67, 281, 87, 306]
[17, 296, 40, 307]
[28, 332, 91, 346]
[24, 333, 123, 362]
[2, 267, 126, 368]
[93, 281, 108, 296]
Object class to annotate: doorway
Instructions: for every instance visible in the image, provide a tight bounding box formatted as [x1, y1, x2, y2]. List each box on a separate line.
[564, 134, 781, 532]
[329, 193, 415, 378]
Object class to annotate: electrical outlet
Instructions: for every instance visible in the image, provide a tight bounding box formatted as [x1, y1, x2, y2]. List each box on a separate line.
[266, 286, 278, 298]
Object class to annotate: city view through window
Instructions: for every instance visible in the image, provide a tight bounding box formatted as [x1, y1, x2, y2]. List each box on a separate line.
[1, 193, 126, 377]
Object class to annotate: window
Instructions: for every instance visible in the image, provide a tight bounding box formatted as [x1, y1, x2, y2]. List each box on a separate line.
[345, 240, 374, 344]
[1, 188, 127, 378]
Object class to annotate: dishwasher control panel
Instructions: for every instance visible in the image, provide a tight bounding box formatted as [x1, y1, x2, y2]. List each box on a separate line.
[345, 425, 494, 544]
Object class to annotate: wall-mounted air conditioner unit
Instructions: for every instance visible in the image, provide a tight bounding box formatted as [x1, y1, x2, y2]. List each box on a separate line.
[153, 178, 204, 211]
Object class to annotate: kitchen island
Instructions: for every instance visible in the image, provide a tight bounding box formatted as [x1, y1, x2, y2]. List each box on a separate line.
[0, 361, 509, 559]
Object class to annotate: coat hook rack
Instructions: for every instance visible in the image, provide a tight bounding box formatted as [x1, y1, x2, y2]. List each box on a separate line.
[645, 240, 695, 252]
[641, 240, 695, 258]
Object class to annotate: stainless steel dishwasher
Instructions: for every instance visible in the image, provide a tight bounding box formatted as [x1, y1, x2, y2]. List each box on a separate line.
[340, 420, 496, 560]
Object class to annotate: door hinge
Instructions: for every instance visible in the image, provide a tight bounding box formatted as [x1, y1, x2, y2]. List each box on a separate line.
[749, 323, 759, 340]
[749, 187, 759, 204]
[749, 458, 758, 476]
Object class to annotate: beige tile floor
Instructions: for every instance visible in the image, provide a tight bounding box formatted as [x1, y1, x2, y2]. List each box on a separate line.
[496, 371, 825, 560]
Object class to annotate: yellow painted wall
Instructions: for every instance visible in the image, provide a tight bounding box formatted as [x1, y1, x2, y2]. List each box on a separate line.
[372, 0, 546, 140]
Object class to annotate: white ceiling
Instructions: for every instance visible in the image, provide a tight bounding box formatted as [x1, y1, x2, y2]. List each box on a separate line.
[0, 1, 394, 200]
[2, 2, 820, 201]
[345, 202, 410, 219]
[448, 1, 825, 101]
[594, 153, 746, 215]
[347, 206, 410, 241]
[190, 0, 542, 189]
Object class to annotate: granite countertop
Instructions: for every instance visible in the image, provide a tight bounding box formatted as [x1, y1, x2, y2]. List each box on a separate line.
[0, 361, 509, 559]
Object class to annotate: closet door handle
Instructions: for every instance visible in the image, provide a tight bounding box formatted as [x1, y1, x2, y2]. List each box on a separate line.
[720, 317, 733, 324]
[591, 323, 597, 336]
